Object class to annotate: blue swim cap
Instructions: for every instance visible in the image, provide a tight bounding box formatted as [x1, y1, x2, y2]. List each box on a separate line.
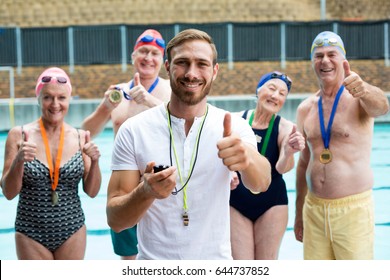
[256, 71, 292, 96]
[310, 31, 346, 59]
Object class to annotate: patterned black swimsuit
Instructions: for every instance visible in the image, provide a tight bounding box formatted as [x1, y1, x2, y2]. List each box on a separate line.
[15, 130, 85, 252]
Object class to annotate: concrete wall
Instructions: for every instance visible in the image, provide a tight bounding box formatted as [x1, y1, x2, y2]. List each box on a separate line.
[1, 0, 389, 28]
[1, 94, 389, 132]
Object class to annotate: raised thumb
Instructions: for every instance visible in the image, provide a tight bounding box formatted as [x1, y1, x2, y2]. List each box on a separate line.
[134, 72, 140, 86]
[223, 112, 232, 138]
[343, 60, 351, 77]
[23, 129, 29, 142]
[290, 124, 297, 135]
[85, 130, 91, 144]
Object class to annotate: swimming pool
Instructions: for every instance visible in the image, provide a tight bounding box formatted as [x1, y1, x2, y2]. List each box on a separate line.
[0, 124, 389, 260]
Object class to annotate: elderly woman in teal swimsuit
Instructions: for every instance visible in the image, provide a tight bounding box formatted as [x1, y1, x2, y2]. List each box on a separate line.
[230, 71, 305, 259]
[1, 67, 102, 260]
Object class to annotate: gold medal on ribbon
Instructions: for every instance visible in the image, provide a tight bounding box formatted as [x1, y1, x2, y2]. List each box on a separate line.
[108, 89, 122, 103]
[318, 86, 344, 165]
[39, 118, 64, 208]
[320, 148, 332, 164]
[51, 190, 59, 206]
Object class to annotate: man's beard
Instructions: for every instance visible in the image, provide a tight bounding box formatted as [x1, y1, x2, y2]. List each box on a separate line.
[170, 77, 212, 106]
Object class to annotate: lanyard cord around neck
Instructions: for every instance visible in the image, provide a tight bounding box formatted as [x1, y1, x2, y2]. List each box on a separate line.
[166, 104, 208, 213]
[248, 110, 275, 156]
[39, 118, 65, 192]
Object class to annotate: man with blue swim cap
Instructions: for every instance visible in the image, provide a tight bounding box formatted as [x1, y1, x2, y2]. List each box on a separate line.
[294, 31, 389, 259]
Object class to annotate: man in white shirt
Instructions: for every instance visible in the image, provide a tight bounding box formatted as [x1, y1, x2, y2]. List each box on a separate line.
[106, 28, 271, 259]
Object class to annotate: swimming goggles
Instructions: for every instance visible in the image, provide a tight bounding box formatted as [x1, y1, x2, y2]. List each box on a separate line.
[136, 35, 165, 49]
[41, 76, 68, 84]
[270, 71, 292, 91]
[310, 37, 346, 55]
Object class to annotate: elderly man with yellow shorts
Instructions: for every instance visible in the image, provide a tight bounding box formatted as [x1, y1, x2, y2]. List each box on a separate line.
[294, 31, 389, 259]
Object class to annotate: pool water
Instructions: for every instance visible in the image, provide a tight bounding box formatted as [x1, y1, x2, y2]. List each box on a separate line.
[0, 124, 389, 260]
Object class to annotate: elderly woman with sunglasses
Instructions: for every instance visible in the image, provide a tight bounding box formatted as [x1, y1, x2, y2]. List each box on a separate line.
[229, 71, 305, 260]
[0, 67, 101, 260]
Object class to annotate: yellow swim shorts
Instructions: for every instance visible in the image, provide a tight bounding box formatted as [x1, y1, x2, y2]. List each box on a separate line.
[303, 190, 374, 260]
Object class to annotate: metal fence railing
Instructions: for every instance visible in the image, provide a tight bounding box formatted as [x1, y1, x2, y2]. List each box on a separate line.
[1, 20, 389, 73]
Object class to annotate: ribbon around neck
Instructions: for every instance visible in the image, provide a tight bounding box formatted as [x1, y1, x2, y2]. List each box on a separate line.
[248, 110, 275, 156]
[318, 85, 344, 149]
[39, 118, 65, 192]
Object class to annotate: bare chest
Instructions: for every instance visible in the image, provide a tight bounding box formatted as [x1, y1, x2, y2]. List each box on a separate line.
[304, 99, 356, 144]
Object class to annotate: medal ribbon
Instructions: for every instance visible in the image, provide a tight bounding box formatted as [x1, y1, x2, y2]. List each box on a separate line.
[39, 118, 65, 192]
[318, 85, 344, 149]
[248, 110, 275, 156]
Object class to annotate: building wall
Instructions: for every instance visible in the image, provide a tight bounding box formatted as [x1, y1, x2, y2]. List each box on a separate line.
[1, 0, 389, 28]
[327, 0, 390, 21]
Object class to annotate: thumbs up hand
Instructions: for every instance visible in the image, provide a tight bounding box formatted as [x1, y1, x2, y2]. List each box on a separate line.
[286, 124, 305, 155]
[217, 113, 249, 171]
[343, 60, 367, 98]
[17, 129, 37, 162]
[223, 111, 232, 137]
[128, 72, 150, 104]
[82, 130, 101, 161]
[85, 130, 91, 143]
[133, 72, 141, 86]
